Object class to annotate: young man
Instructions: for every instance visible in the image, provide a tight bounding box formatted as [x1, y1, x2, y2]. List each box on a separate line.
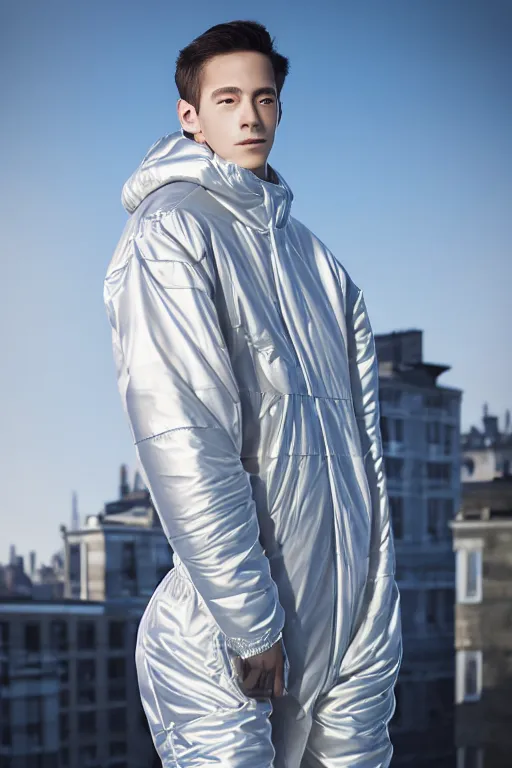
[104, 20, 402, 768]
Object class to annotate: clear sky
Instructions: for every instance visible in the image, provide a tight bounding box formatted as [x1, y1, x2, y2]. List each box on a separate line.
[1, 0, 510, 566]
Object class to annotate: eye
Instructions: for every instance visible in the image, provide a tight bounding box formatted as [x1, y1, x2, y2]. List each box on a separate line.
[218, 98, 235, 105]
[260, 98, 275, 105]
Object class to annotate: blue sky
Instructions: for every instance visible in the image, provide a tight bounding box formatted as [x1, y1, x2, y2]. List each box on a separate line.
[1, 0, 510, 565]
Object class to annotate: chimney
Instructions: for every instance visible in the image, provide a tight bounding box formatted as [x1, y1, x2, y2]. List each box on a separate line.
[505, 409, 511, 435]
[133, 470, 144, 491]
[483, 414, 499, 443]
[120, 464, 130, 498]
[71, 492, 80, 531]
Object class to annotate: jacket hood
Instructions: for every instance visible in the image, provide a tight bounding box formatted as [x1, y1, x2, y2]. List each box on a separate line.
[121, 131, 293, 231]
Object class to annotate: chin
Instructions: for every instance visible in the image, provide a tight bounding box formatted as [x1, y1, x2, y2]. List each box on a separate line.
[238, 154, 270, 172]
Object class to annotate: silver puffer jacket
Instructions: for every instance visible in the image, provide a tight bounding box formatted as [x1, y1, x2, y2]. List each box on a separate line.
[104, 132, 402, 767]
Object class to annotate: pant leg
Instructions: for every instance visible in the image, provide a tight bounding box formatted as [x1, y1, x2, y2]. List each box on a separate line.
[136, 568, 275, 767]
[271, 694, 313, 767]
[302, 575, 402, 768]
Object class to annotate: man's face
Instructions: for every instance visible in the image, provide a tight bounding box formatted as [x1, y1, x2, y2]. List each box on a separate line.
[179, 51, 279, 179]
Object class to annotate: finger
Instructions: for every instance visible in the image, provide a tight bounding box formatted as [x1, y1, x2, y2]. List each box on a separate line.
[273, 654, 284, 698]
[242, 667, 263, 692]
[244, 669, 274, 700]
[246, 674, 274, 700]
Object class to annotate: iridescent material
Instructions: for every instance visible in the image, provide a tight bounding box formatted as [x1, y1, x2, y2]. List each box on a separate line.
[104, 132, 402, 767]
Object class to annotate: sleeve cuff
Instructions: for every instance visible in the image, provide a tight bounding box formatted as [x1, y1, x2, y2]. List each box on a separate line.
[225, 628, 283, 659]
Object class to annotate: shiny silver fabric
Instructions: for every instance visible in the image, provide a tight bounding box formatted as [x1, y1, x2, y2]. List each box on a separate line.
[104, 131, 402, 767]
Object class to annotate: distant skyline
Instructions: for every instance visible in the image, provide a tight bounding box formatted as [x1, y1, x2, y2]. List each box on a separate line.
[1, 0, 511, 564]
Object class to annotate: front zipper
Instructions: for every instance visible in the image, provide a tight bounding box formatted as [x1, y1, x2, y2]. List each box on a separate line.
[266, 226, 340, 691]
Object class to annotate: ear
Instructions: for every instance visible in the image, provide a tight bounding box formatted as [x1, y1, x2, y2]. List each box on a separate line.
[177, 98, 202, 136]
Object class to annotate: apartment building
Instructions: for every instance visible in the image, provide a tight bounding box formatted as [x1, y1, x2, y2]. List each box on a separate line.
[375, 330, 461, 767]
[1, 467, 173, 768]
[453, 437, 512, 768]
[0, 599, 157, 768]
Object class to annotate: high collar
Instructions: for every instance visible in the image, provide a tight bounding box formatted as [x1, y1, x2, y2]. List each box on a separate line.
[121, 130, 293, 231]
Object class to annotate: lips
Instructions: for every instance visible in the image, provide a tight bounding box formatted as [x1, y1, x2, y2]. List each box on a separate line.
[237, 139, 266, 145]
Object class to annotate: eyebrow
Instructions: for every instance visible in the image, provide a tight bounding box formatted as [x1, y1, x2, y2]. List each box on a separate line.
[210, 86, 277, 100]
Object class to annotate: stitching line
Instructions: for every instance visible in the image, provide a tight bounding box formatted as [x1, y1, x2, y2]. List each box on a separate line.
[135, 425, 221, 446]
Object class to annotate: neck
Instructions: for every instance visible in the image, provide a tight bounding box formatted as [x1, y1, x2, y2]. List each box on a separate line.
[253, 162, 275, 183]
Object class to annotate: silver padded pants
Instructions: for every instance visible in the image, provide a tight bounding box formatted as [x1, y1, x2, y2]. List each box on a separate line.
[136, 560, 401, 767]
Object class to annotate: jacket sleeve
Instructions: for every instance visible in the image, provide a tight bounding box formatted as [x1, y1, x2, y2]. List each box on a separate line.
[104, 212, 285, 658]
[346, 279, 396, 580]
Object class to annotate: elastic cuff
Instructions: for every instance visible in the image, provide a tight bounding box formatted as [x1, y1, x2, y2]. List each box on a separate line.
[226, 628, 282, 659]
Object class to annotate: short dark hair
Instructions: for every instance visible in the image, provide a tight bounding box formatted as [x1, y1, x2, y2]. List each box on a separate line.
[175, 20, 290, 111]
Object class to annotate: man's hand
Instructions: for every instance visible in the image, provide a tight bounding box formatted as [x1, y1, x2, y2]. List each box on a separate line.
[235, 639, 285, 700]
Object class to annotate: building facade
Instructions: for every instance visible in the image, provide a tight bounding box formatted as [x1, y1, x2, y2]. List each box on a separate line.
[375, 330, 461, 767]
[453, 455, 512, 767]
[461, 406, 512, 483]
[0, 599, 157, 768]
[1, 467, 173, 768]
[63, 467, 172, 604]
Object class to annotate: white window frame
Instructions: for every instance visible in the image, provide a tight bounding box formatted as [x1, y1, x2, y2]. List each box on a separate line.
[455, 539, 483, 604]
[456, 650, 482, 704]
[456, 746, 484, 768]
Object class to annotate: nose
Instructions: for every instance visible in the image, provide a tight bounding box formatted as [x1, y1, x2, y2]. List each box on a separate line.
[239, 98, 261, 130]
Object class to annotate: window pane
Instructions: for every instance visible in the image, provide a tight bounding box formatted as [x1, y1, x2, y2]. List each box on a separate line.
[385, 458, 404, 480]
[443, 424, 454, 455]
[400, 591, 419, 635]
[108, 658, 125, 680]
[389, 497, 403, 540]
[466, 551, 479, 598]
[68, 543, 81, 599]
[465, 656, 478, 698]
[427, 499, 439, 539]
[77, 622, 96, 650]
[426, 591, 438, 627]
[58, 660, 69, 683]
[78, 745, 97, 768]
[60, 689, 69, 709]
[26, 698, 41, 723]
[121, 542, 137, 596]
[77, 659, 96, 705]
[50, 621, 68, 653]
[60, 713, 69, 742]
[1, 725, 12, 747]
[109, 742, 126, 758]
[78, 710, 96, 736]
[0, 622, 9, 653]
[77, 659, 96, 683]
[427, 421, 441, 444]
[392, 683, 402, 727]
[109, 621, 125, 650]
[442, 589, 455, 628]
[25, 623, 41, 653]
[108, 707, 127, 732]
